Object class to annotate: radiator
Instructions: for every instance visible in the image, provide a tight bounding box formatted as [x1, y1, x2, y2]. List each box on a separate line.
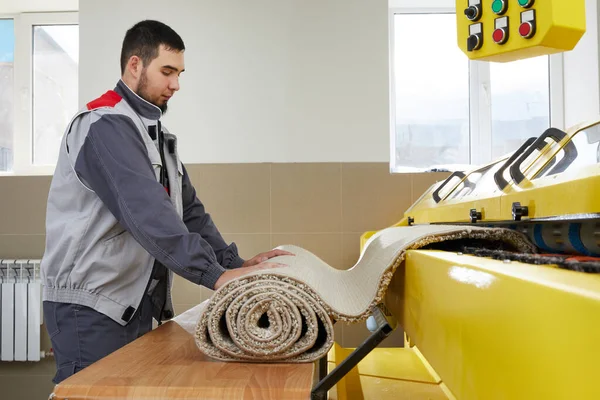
[0, 259, 42, 362]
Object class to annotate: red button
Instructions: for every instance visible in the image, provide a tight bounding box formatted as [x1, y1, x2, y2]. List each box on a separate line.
[519, 22, 533, 37]
[493, 28, 506, 43]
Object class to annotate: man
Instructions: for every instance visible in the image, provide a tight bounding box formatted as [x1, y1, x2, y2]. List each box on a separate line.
[41, 20, 291, 384]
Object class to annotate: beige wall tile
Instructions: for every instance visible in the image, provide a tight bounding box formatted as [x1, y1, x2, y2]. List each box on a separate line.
[0, 235, 46, 258]
[221, 233, 272, 261]
[411, 172, 450, 203]
[0, 161, 417, 391]
[341, 233, 363, 270]
[340, 321, 371, 348]
[340, 322, 404, 348]
[185, 164, 270, 233]
[173, 304, 198, 316]
[341, 163, 412, 233]
[0, 176, 51, 234]
[333, 323, 343, 345]
[271, 163, 342, 233]
[41, 325, 52, 355]
[200, 287, 215, 302]
[171, 274, 203, 305]
[383, 330, 406, 348]
[0, 374, 55, 398]
[0, 359, 56, 376]
[271, 233, 342, 269]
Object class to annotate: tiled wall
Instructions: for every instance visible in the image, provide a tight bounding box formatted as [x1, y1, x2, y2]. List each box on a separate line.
[0, 163, 448, 398]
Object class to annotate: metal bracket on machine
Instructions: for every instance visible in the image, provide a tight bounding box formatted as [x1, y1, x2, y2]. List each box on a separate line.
[311, 304, 398, 400]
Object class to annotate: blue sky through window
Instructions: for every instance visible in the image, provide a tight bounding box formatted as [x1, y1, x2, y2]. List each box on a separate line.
[0, 19, 14, 63]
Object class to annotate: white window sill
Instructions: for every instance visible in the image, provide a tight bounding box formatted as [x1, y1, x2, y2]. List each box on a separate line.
[391, 163, 474, 174]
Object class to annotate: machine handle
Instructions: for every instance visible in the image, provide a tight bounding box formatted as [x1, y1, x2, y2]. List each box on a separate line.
[534, 137, 578, 178]
[432, 171, 475, 203]
[509, 128, 570, 184]
[494, 136, 536, 190]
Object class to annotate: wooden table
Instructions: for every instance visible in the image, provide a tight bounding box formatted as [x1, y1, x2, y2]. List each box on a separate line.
[51, 321, 317, 399]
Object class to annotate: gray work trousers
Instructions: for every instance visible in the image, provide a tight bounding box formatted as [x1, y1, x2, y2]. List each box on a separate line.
[43, 294, 153, 384]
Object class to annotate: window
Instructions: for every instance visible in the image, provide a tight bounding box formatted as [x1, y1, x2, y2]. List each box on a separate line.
[0, 19, 15, 172]
[33, 24, 79, 166]
[389, 7, 562, 172]
[0, 12, 78, 175]
[391, 13, 469, 171]
[490, 56, 550, 159]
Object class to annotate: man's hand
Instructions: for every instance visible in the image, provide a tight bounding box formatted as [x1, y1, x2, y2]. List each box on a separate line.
[241, 249, 295, 268]
[214, 261, 286, 290]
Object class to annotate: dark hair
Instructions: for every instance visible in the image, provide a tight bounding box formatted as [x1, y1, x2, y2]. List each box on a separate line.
[120, 20, 185, 74]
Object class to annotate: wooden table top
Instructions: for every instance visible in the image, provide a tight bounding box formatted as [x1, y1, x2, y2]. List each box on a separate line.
[51, 321, 316, 399]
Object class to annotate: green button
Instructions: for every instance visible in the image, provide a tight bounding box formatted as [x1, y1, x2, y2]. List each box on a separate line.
[492, 0, 504, 13]
[518, 0, 531, 6]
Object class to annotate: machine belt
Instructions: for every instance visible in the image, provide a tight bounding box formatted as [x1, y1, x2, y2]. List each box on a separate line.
[432, 219, 600, 257]
[459, 246, 600, 273]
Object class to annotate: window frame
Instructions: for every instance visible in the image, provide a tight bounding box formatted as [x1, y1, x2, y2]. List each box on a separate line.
[389, 3, 565, 172]
[0, 11, 78, 176]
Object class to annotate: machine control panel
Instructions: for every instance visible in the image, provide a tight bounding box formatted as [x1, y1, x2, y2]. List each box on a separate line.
[456, 0, 586, 62]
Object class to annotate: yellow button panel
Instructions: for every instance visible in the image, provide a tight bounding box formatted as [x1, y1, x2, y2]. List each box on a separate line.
[456, 0, 586, 62]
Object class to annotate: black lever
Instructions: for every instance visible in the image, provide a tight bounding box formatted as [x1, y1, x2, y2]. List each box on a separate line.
[464, 4, 482, 21]
[494, 137, 536, 190]
[432, 171, 467, 203]
[510, 128, 576, 184]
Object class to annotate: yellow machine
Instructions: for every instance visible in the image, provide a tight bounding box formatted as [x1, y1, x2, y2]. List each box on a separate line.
[326, 118, 600, 400]
[456, 0, 586, 62]
[323, 3, 599, 400]
[365, 118, 600, 400]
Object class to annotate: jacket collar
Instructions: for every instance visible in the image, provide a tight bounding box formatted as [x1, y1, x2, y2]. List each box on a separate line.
[114, 79, 162, 120]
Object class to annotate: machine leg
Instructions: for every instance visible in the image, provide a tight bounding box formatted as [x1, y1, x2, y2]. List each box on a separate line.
[318, 354, 328, 381]
[311, 307, 395, 400]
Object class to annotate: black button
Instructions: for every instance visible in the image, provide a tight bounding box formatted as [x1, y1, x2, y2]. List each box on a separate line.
[464, 6, 481, 21]
[467, 35, 480, 51]
[164, 310, 174, 319]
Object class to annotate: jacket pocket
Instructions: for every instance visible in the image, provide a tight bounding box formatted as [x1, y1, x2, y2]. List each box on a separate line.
[103, 226, 127, 244]
[104, 230, 126, 243]
[100, 230, 142, 273]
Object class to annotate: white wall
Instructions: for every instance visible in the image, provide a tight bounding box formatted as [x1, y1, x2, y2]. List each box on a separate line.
[388, 0, 454, 10]
[79, 0, 390, 164]
[562, 0, 600, 128]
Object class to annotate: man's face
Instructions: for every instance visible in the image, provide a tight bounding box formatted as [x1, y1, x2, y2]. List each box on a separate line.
[136, 45, 185, 114]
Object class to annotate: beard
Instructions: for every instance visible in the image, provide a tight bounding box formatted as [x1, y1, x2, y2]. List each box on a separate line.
[136, 69, 168, 114]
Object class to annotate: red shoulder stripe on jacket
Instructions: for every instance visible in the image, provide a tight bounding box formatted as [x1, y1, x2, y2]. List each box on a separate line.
[86, 90, 122, 110]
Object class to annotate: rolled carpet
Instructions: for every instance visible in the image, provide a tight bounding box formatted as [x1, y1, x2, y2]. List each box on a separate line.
[194, 224, 535, 362]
